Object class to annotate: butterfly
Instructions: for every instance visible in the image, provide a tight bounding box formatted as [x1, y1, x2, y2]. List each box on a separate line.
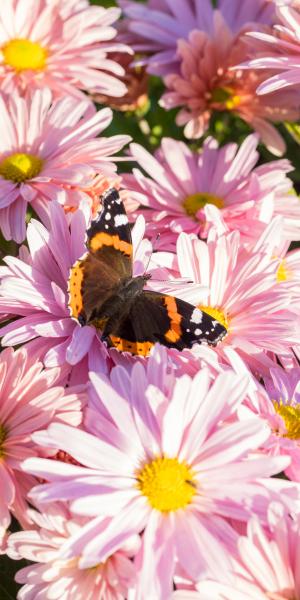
[68, 188, 227, 356]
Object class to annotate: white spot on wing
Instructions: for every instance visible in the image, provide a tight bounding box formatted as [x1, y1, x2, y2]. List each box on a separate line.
[114, 214, 128, 227]
[194, 328, 202, 335]
[191, 308, 203, 324]
[105, 212, 111, 220]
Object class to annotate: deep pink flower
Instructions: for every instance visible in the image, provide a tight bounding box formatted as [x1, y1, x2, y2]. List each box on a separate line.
[244, 4, 300, 94]
[23, 365, 293, 599]
[0, 88, 130, 242]
[7, 503, 139, 600]
[160, 19, 299, 154]
[0, 0, 131, 99]
[123, 135, 299, 250]
[119, 0, 275, 76]
[0, 346, 83, 548]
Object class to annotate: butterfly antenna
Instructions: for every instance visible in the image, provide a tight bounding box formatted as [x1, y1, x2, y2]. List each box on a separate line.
[143, 233, 160, 275]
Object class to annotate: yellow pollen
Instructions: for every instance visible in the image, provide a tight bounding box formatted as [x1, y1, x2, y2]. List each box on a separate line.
[273, 401, 300, 440]
[2, 38, 47, 72]
[136, 456, 196, 512]
[210, 86, 241, 111]
[198, 305, 229, 331]
[276, 259, 292, 283]
[0, 153, 43, 183]
[0, 424, 7, 459]
[183, 192, 224, 217]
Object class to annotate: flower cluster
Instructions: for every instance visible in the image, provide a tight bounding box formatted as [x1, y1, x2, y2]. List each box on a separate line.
[1, 1, 300, 599]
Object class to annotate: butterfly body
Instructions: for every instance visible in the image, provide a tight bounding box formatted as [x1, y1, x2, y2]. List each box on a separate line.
[68, 188, 227, 356]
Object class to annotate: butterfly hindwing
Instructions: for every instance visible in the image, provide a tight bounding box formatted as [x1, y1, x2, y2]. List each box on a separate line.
[108, 291, 227, 355]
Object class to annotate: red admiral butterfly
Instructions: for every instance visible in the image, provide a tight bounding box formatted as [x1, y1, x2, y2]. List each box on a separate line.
[68, 188, 227, 356]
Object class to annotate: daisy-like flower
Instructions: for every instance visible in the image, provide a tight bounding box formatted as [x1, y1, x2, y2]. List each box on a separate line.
[174, 503, 300, 599]
[0, 201, 156, 375]
[23, 367, 293, 599]
[119, 0, 275, 76]
[0, 88, 130, 242]
[153, 222, 300, 374]
[123, 135, 300, 249]
[246, 366, 300, 482]
[7, 503, 139, 600]
[244, 4, 300, 95]
[0, 346, 83, 548]
[0, 0, 131, 99]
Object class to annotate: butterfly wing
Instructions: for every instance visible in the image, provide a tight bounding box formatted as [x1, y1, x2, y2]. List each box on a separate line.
[68, 188, 133, 325]
[109, 291, 227, 356]
[87, 187, 133, 278]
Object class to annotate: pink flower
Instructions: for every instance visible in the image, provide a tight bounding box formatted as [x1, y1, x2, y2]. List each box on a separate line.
[0, 88, 130, 242]
[123, 135, 299, 250]
[119, 0, 275, 76]
[0, 0, 131, 99]
[23, 366, 292, 599]
[153, 221, 300, 374]
[244, 4, 300, 95]
[160, 18, 299, 155]
[245, 366, 300, 482]
[175, 503, 300, 599]
[0, 201, 154, 374]
[7, 503, 139, 600]
[0, 346, 83, 546]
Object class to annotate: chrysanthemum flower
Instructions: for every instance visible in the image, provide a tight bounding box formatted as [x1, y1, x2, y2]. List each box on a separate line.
[245, 366, 300, 482]
[123, 135, 300, 249]
[175, 503, 300, 599]
[0, 88, 131, 242]
[160, 20, 299, 154]
[7, 503, 139, 600]
[119, 0, 275, 76]
[244, 4, 300, 95]
[0, 0, 131, 99]
[0, 346, 83, 548]
[23, 366, 293, 598]
[153, 222, 300, 373]
[0, 201, 157, 375]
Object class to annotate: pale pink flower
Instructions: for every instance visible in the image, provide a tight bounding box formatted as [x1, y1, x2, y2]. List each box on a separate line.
[160, 18, 299, 155]
[175, 503, 300, 599]
[0, 88, 130, 242]
[0, 201, 157, 374]
[119, 0, 275, 76]
[7, 503, 139, 600]
[243, 366, 300, 482]
[123, 135, 300, 250]
[0, 0, 131, 99]
[153, 221, 300, 374]
[23, 366, 294, 599]
[0, 346, 83, 547]
[244, 4, 300, 94]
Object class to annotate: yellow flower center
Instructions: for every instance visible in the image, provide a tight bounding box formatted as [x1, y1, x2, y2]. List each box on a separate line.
[198, 305, 229, 331]
[276, 259, 292, 283]
[136, 456, 196, 512]
[2, 38, 47, 71]
[0, 424, 7, 459]
[183, 192, 224, 217]
[0, 153, 43, 183]
[210, 86, 241, 110]
[273, 401, 300, 440]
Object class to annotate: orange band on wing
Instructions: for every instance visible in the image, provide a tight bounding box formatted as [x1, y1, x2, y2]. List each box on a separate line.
[89, 232, 132, 257]
[68, 259, 84, 319]
[163, 296, 182, 343]
[109, 336, 154, 356]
